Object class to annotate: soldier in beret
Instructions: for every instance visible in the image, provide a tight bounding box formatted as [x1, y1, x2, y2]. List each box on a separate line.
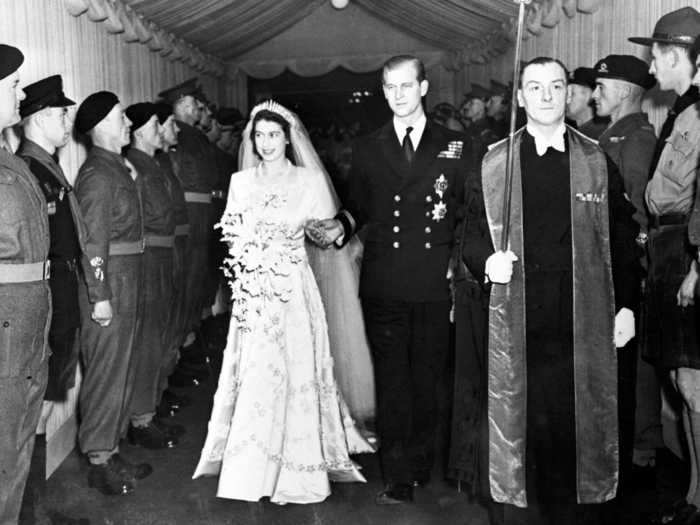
[152, 101, 191, 416]
[18, 75, 84, 404]
[158, 79, 218, 387]
[630, 7, 700, 523]
[591, 53, 657, 500]
[73, 91, 152, 495]
[0, 43, 51, 525]
[124, 102, 184, 449]
[566, 67, 609, 140]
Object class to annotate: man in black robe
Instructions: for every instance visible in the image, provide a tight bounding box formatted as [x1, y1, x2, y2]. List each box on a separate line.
[464, 57, 638, 525]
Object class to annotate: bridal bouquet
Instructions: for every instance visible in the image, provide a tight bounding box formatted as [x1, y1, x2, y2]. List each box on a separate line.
[217, 200, 302, 331]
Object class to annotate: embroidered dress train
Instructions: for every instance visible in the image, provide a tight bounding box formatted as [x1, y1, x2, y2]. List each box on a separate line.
[192, 158, 373, 503]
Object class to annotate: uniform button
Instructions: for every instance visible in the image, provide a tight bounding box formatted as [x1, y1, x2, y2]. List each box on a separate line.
[2, 321, 8, 327]
[425, 242, 432, 249]
[394, 210, 400, 217]
[426, 195, 433, 202]
[425, 226, 431, 234]
[393, 241, 400, 249]
[425, 212, 430, 217]
[394, 195, 401, 202]
[393, 226, 400, 233]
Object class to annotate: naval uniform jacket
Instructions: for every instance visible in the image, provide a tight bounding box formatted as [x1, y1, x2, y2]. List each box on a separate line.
[338, 121, 468, 302]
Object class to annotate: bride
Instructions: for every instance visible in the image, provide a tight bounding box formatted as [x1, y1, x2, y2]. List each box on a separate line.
[193, 101, 374, 504]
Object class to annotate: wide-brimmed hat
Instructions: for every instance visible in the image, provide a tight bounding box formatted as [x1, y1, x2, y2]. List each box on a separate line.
[629, 7, 700, 47]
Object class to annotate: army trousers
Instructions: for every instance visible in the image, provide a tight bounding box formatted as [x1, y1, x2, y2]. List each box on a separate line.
[130, 247, 173, 419]
[45, 261, 81, 401]
[0, 281, 50, 525]
[161, 235, 188, 396]
[79, 254, 142, 455]
[183, 202, 213, 336]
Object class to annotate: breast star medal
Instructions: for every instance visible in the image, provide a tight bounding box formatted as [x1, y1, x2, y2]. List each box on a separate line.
[432, 201, 447, 222]
[434, 174, 448, 199]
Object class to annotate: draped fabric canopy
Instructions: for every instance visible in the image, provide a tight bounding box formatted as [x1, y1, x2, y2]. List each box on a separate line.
[123, 0, 522, 64]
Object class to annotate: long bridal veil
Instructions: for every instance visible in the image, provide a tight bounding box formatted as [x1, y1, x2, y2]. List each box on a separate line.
[238, 101, 376, 422]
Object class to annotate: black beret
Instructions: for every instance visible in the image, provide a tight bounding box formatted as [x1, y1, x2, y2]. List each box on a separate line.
[153, 101, 173, 124]
[125, 102, 158, 132]
[0, 44, 23, 81]
[20, 75, 75, 119]
[594, 55, 656, 90]
[568, 67, 597, 90]
[75, 91, 119, 135]
[157, 78, 200, 105]
[216, 107, 243, 128]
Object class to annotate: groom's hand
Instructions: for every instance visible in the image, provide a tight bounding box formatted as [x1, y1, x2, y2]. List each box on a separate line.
[305, 219, 343, 248]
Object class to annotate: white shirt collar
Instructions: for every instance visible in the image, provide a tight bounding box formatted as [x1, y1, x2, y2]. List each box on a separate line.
[525, 122, 566, 156]
[393, 114, 427, 149]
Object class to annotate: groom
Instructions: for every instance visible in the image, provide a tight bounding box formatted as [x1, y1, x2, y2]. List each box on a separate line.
[312, 55, 470, 504]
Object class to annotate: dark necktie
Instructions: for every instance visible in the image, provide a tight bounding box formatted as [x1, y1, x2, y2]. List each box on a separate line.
[402, 126, 414, 165]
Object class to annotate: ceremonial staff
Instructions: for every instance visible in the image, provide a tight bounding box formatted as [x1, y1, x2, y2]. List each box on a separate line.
[500, 0, 532, 251]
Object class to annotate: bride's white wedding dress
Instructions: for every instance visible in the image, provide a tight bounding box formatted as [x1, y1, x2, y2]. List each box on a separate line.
[193, 162, 373, 504]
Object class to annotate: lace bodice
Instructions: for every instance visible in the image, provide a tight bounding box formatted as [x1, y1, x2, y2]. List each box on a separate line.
[217, 164, 335, 331]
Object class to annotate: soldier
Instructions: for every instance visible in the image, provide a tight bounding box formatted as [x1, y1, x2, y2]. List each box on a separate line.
[124, 102, 184, 448]
[460, 91, 499, 173]
[566, 67, 609, 140]
[153, 101, 190, 415]
[203, 107, 239, 352]
[17, 71, 91, 525]
[486, 80, 509, 139]
[201, 102, 229, 350]
[0, 43, 51, 525]
[18, 75, 83, 403]
[216, 107, 243, 165]
[158, 79, 218, 386]
[591, 54, 657, 499]
[73, 91, 152, 495]
[629, 7, 700, 523]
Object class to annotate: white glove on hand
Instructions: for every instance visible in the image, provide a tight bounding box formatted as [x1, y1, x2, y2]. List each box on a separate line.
[614, 307, 635, 348]
[485, 250, 518, 284]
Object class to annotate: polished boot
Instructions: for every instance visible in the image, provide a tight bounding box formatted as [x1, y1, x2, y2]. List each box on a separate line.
[109, 453, 153, 480]
[375, 483, 414, 505]
[163, 388, 190, 409]
[153, 417, 186, 438]
[128, 423, 177, 449]
[168, 368, 202, 388]
[87, 460, 134, 496]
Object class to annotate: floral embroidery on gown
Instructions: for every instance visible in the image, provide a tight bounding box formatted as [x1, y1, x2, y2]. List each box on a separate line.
[193, 163, 374, 504]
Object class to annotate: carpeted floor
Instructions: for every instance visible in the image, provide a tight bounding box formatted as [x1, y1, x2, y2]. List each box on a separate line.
[25, 373, 488, 525]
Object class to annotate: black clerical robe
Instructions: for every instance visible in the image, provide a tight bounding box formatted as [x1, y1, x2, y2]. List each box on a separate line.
[464, 126, 637, 508]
